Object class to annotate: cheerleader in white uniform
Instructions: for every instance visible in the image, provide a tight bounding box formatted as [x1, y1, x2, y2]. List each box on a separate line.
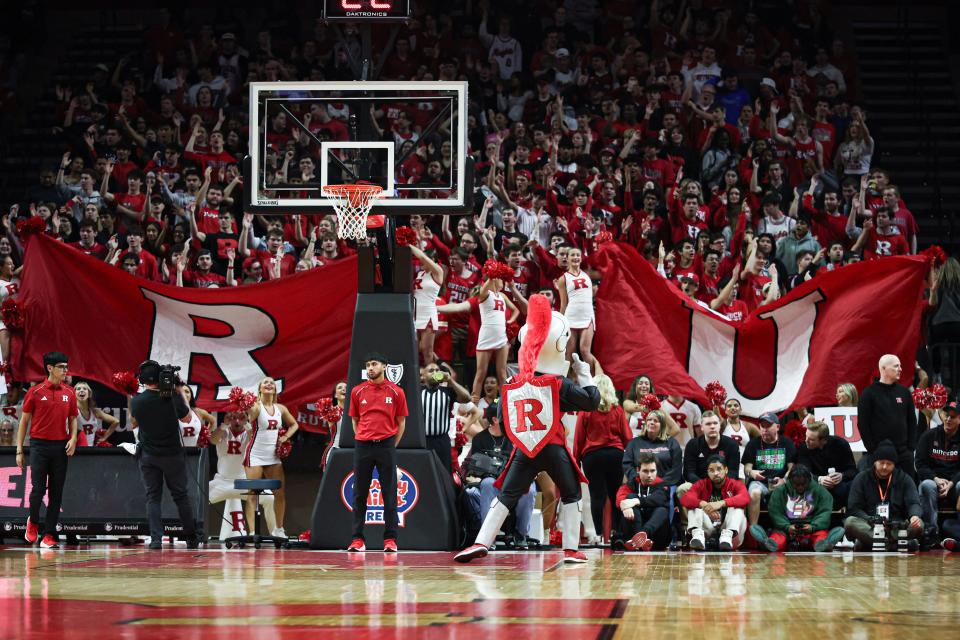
[74, 381, 120, 446]
[245, 377, 298, 538]
[555, 247, 597, 372]
[410, 243, 444, 365]
[208, 411, 277, 533]
[178, 386, 215, 447]
[0, 257, 19, 364]
[471, 274, 519, 401]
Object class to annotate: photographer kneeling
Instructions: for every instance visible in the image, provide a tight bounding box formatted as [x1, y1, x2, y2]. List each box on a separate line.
[129, 360, 200, 550]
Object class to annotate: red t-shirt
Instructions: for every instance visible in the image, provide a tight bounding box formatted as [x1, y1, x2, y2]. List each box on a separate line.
[253, 249, 296, 280]
[349, 380, 409, 441]
[22, 380, 79, 441]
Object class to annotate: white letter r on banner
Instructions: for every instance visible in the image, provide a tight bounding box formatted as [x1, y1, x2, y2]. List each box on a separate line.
[140, 288, 282, 399]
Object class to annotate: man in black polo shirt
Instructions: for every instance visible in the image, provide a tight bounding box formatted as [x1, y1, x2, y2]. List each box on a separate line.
[128, 360, 200, 550]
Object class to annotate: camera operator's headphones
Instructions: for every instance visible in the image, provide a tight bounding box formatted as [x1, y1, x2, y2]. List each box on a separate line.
[139, 360, 161, 384]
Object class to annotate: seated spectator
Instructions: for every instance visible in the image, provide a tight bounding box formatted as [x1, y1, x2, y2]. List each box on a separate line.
[749, 464, 845, 552]
[679, 411, 740, 516]
[844, 440, 923, 550]
[464, 406, 535, 544]
[796, 421, 857, 508]
[915, 400, 960, 536]
[616, 452, 672, 551]
[743, 412, 797, 527]
[680, 454, 749, 551]
[622, 409, 683, 487]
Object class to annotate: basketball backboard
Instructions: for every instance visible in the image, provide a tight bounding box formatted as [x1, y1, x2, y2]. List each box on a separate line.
[245, 81, 471, 215]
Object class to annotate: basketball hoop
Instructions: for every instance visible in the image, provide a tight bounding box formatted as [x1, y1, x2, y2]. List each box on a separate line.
[322, 184, 384, 241]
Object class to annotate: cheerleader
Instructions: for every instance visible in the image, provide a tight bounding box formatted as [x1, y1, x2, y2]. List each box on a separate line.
[721, 398, 759, 477]
[0, 256, 20, 363]
[245, 377, 299, 538]
[75, 381, 120, 446]
[472, 274, 519, 401]
[555, 247, 597, 372]
[410, 243, 444, 364]
[178, 386, 215, 447]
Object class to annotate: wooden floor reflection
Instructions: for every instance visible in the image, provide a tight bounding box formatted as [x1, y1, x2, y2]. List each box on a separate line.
[1, 546, 959, 639]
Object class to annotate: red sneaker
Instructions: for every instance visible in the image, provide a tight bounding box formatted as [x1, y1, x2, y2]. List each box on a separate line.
[453, 544, 488, 563]
[383, 538, 398, 552]
[24, 517, 38, 544]
[40, 535, 59, 550]
[563, 550, 588, 564]
[625, 531, 652, 551]
[347, 538, 366, 552]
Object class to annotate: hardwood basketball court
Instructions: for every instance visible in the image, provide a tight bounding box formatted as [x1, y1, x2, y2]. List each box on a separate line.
[2, 546, 958, 639]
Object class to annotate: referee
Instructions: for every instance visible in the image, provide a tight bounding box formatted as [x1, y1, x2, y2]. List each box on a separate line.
[347, 352, 408, 553]
[420, 362, 471, 476]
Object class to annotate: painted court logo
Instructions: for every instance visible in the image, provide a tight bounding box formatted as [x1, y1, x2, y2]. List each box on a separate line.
[341, 467, 419, 526]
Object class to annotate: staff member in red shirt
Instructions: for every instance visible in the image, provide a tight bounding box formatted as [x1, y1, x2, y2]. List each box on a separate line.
[346, 353, 408, 553]
[15, 351, 79, 549]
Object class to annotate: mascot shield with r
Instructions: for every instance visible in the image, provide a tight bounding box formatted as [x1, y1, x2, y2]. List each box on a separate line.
[501, 375, 563, 458]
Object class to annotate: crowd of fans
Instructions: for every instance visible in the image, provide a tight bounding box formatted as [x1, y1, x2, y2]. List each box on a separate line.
[3, 1, 959, 551]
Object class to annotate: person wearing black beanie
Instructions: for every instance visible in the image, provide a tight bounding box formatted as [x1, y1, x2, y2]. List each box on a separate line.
[843, 438, 923, 550]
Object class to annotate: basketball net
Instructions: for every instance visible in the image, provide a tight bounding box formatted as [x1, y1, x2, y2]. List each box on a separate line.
[322, 184, 384, 241]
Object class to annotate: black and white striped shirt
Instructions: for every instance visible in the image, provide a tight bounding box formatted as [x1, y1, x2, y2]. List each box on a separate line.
[421, 386, 456, 438]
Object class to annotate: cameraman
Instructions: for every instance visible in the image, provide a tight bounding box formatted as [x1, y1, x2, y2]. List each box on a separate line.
[128, 361, 199, 550]
[464, 405, 535, 541]
[843, 439, 923, 550]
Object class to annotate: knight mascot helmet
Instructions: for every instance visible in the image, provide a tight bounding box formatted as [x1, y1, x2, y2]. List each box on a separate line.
[517, 294, 570, 379]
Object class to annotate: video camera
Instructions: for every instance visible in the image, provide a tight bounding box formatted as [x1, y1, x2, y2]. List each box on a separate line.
[139, 360, 183, 398]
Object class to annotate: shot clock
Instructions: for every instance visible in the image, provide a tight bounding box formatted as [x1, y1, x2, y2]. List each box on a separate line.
[323, 0, 411, 20]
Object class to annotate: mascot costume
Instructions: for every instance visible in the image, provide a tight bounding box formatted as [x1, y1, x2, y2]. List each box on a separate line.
[454, 294, 601, 563]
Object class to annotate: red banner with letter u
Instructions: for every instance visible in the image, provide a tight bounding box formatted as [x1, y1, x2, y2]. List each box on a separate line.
[12, 234, 357, 410]
[592, 243, 929, 415]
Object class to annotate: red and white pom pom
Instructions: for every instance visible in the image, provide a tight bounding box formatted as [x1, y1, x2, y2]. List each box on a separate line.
[395, 226, 419, 247]
[705, 381, 728, 407]
[912, 387, 932, 410]
[276, 428, 293, 460]
[454, 419, 468, 448]
[1, 299, 24, 330]
[594, 230, 613, 245]
[196, 424, 212, 449]
[94, 427, 113, 447]
[922, 245, 947, 269]
[482, 259, 507, 280]
[16, 216, 47, 241]
[316, 396, 343, 425]
[496, 262, 514, 282]
[641, 393, 661, 411]
[228, 386, 257, 412]
[112, 370, 140, 396]
[929, 384, 949, 409]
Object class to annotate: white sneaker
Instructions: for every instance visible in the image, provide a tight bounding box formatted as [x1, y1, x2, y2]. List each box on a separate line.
[718, 530, 734, 551]
[271, 528, 287, 538]
[689, 529, 706, 550]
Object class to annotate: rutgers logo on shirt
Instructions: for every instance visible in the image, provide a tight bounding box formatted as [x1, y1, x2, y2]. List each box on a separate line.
[571, 277, 589, 290]
[267, 419, 279, 430]
[385, 397, 393, 404]
[876, 240, 893, 256]
[493, 298, 505, 311]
